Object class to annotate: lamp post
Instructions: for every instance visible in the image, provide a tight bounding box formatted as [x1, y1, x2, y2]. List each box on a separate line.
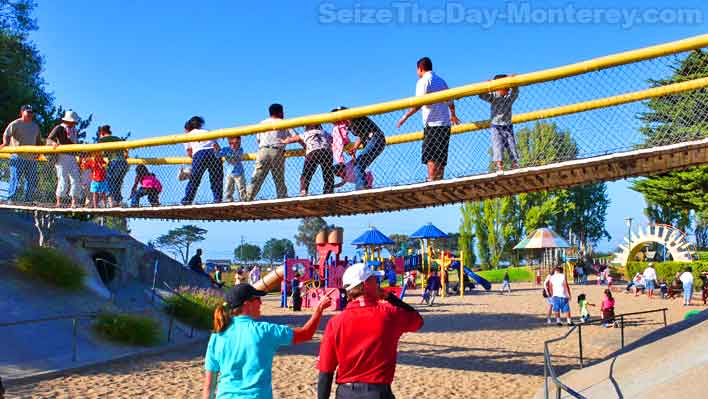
[625, 217, 633, 258]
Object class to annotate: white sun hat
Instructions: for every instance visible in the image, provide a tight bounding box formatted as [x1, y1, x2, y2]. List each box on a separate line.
[61, 110, 79, 123]
[342, 263, 384, 291]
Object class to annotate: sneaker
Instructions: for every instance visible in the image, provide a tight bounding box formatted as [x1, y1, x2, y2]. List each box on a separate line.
[547, 319, 552, 325]
[556, 322, 563, 326]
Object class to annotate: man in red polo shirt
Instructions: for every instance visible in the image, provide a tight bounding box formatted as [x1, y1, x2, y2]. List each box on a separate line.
[317, 263, 423, 399]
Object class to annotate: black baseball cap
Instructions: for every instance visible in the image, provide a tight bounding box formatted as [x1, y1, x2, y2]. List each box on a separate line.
[224, 284, 266, 308]
[20, 104, 33, 112]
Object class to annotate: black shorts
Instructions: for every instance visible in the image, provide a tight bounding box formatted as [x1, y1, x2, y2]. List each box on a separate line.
[422, 125, 451, 165]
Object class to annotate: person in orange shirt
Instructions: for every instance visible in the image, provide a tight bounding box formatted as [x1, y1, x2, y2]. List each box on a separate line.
[81, 152, 109, 208]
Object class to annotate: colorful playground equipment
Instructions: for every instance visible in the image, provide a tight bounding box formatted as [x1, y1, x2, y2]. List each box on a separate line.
[351, 226, 394, 265]
[410, 223, 448, 292]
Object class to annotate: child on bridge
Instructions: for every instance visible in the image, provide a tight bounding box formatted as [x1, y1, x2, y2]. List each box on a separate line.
[479, 74, 520, 172]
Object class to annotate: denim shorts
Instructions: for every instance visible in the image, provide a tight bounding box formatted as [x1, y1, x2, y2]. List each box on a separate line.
[552, 296, 570, 313]
[645, 279, 655, 290]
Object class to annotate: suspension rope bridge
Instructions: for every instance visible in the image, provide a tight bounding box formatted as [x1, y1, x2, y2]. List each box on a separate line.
[1, 34, 708, 221]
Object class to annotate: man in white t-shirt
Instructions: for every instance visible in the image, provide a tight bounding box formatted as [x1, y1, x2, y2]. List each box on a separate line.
[396, 57, 460, 182]
[245, 103, 296, 201]
[547, 266, 572, 326]
[543, 269, 555, 324]
[643, 263, 658, 298]
[679, 267, 694, 306]
[180, 116, 222, 205]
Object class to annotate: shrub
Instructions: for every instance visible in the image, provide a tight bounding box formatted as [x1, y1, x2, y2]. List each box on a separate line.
[476, 266, 534, 283]
[625, 261, 708, 289]
[164, 287, 224, 330]
[93, 312, 161, 346]
[15, 247, 86, 290]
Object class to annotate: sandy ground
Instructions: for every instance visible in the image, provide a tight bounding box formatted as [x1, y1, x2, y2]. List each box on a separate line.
[6, 281, 704, 399]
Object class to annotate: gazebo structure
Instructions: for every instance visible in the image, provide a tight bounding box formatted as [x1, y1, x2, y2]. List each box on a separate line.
[514, 227, 571, 272]
[410, 223, 448, 290]
[351, 226, 394, 267]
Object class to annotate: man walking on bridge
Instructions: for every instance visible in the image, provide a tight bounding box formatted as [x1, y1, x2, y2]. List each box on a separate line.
[397, 57, 460, 182]
[246, 104, 296, 201]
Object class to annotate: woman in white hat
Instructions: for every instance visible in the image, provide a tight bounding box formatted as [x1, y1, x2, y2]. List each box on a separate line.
[47, 110, 81, 208]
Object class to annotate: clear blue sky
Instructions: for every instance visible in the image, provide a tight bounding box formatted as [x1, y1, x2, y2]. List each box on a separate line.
[29, 1, 707, 260]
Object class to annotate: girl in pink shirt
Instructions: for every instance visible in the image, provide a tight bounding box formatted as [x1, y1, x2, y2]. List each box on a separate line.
[601, 289, 616, 328]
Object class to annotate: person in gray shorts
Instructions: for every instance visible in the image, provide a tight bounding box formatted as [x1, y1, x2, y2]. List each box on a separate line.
[479, 74, 520, 172]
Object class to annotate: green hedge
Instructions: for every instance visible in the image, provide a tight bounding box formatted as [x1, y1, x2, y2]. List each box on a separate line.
[477, 266, 534, 283]
[164, 288, 224, 330]
[625, 261, 708, 289]
[16, 247, 86, 290]
[93, 312, 161, 346]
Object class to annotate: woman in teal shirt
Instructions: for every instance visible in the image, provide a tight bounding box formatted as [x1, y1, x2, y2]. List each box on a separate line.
[203, 284, 330, 399]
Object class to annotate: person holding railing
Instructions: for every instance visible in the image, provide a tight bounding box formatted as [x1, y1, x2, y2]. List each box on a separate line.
[218, 137, 247, 202]
[347, 114, 386, 191]
[46, 110, 81, 208]
[245, 104, 296, 201]
[97, 125, 129, 207]
[181, 116, 222, 205]
[0, 105, 42, 204]
[396, 57, 460, 182]
[202, 284, 331, 399]
[479, 74, 520, 173]
[280, 123, 334, 196]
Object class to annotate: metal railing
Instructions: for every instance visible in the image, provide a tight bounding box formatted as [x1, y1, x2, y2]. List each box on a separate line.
[0, 313, 96, 362]
[543, 308, 668, 399]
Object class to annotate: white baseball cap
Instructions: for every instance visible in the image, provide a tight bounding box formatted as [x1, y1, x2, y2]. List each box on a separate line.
[342, 263, 384, 291]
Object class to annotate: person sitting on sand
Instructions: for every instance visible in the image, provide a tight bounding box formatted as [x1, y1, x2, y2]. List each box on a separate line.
[203, 284, 331, 399]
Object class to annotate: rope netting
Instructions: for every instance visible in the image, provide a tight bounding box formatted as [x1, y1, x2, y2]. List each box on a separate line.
[1, 36, 707, 211]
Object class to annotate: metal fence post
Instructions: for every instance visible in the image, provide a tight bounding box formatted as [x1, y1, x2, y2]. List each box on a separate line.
[578, 324, 584, 368]
[620, 315, 625, 348]
[662, 309, 667, 327]
[72, 318, 78, 362]
[167, 316, 174, 343]
[544, 351, 549, 399]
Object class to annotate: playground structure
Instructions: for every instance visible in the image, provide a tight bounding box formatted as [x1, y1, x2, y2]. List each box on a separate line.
[1, 36, 708, 222]
[612, 224, 696, 266]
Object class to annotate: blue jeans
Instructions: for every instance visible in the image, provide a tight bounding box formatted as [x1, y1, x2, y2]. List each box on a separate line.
[106, 159, 129, 203]
[683, 282, 693, 304]
[130, 187, 160, 207]
[182, 150, 223, 204]
[7, 156, 38, 202]
[354, 133, 385, 190]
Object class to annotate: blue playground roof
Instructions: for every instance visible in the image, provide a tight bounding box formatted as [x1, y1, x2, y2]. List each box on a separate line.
[410, 223, 448, 239]
[352, 227, 394, 246]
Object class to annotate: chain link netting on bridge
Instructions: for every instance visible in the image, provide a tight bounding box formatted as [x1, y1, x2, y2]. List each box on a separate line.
[0, 45, 707, 210]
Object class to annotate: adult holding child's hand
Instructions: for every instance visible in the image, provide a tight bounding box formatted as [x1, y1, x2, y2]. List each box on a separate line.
[202, 283, 330, 399]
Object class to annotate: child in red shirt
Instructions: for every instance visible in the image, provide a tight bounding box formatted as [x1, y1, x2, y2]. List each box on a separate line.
[81, 153, 109, 208]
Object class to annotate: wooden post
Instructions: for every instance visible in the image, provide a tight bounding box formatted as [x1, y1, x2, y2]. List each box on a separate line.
[460, 249, 465, 298]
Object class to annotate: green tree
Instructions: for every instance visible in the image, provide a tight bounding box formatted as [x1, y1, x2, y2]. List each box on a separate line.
[262, 238, 295, 264]
[458, 202, 476, 267]
[154, 225, 207, 265]
[387, 233, 414, 255]
[234, 243, 261, 262]
[0, 0, 54, 131]
[294, 217, 328, 258]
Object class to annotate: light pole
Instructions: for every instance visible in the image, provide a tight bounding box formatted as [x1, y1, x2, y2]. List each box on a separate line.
[625, 217, 633, 259]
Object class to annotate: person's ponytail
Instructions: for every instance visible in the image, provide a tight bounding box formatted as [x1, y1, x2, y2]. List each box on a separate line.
[213, 302, 232, 333]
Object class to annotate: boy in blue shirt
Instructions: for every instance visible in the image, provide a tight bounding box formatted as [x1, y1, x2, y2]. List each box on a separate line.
[219, 137, 246, 202]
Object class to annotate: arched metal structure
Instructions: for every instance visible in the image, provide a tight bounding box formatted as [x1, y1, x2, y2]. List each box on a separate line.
[612, 224, 696, 266]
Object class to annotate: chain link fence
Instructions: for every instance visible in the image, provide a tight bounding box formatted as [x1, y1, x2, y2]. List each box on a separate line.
[0, 41, 707, 209]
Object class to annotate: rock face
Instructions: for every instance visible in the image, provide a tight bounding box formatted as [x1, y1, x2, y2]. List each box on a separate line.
[0, 210, 211, 299]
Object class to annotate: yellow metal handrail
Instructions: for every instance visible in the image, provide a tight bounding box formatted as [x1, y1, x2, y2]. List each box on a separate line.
[1, 34, 706, 156]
